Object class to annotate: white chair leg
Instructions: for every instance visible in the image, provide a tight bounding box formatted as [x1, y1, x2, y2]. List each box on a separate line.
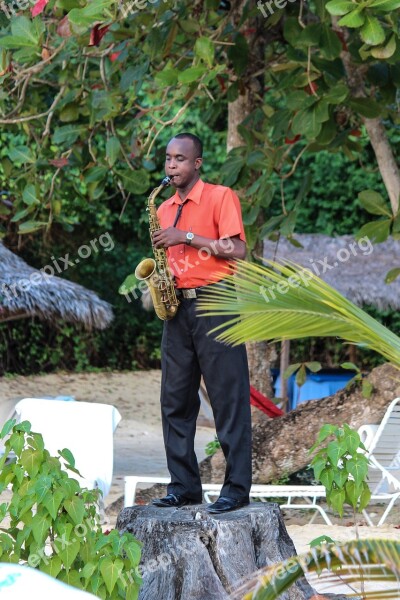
[377, 493, 400, 526]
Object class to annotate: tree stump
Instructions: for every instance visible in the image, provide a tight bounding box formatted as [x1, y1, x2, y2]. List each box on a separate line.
[116, 503, 314, 600]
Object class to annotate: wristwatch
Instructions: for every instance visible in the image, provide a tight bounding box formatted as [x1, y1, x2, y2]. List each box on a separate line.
[185, 232, 194, 245]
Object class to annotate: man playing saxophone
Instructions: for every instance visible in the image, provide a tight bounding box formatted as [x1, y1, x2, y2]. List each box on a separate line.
[151, 132, 252, 514]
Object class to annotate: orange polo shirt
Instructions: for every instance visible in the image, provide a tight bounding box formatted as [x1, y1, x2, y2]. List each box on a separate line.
[157, 179, 245, 288]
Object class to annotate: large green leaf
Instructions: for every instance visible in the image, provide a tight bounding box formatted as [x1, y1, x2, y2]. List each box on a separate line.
[20, 449, 43, 478]
[370, 0, 400, 9]
[356, 219, 391, 243]
[327, 440, 346, 465]
[63, 496, 85, 525]
[194, 36, 215, 67]
[360, 15, 386, 46]
[100, 557, 124, 595]
[320, 25, 342, 59]
[220, 152, 246, 187]
[34, 475, 52, 503]
[43, 490, 64, 520]
[53, 125, 87, 146]
[125, 541, 142, 566]
[40, 556, 62, 578]
[31, 513, 51, 545]
[0, 16, 43, 48]
[348, 97, 381, 118]
[117, 168, 150, 195]
[326, 0, 356, 15]
[370, 34, 397, 59]
[9, 146, 36, 164]
[385, 268, 400, 284]
[22, 184, 40, 206]
[298, 24, 321, 47]
[177, 66, 207, 84]
[58, 539, 80, 569]
[338, 8, 365, 27]
[18, 221, 48, 234]
[227, 32, 249, 76]
[292, 107, 322, 139]
[68, 0, 111, 29]
[358, 190, 391, 216]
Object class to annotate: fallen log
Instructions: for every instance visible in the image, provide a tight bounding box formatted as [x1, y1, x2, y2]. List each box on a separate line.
[200, 363, 400, 484]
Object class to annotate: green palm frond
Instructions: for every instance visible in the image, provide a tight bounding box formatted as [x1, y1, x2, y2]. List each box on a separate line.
[231, 539, 400, 600]
[197, 260, 400, 367]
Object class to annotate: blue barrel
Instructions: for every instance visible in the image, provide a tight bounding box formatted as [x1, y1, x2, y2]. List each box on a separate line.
[274, 369, 354, 411]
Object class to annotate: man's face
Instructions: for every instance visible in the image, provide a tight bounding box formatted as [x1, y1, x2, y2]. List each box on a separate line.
[165, 138, 202, 188]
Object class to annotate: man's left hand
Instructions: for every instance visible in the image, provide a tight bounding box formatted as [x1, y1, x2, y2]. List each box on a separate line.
[153, 227, 185, 248]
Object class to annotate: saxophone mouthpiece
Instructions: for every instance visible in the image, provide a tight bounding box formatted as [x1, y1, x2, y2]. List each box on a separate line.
[162, 176, 172, 186]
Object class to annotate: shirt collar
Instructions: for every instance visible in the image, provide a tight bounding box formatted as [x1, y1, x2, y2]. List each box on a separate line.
[166, 178, 204, 206]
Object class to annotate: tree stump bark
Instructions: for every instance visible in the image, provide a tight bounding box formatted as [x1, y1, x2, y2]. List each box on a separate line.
[116, 503, 314, 600]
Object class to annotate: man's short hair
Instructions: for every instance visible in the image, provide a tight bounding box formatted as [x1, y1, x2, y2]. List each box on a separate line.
[173, 133, 203, 158]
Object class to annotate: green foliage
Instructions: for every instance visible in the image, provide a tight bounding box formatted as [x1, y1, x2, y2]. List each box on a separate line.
[268, 144, 388, 236]
[283, 360, 321, 387]
[0, 0, 399, 251]
[340, 361, 373, 397]
[240, 538, 400, 600]
[309, 423, 371, 517]
[357, 189, 400, 243]
[205, 436, 221, 456]
[197, 259, 400, 367]
[0, 419, 142, 599]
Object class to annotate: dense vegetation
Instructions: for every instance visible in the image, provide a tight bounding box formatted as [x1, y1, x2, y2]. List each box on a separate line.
[0, 137, 392, 375]
[1, 0, 399, 375]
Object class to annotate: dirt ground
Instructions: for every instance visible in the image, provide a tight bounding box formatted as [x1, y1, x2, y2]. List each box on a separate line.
[1, 370, 400, 596]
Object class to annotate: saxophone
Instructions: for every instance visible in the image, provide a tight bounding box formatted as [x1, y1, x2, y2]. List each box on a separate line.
[135, 176, 180, 320]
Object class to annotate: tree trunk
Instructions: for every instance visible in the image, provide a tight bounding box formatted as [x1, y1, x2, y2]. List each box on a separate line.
[116, 503, 314, 600]
[200, 363, 400, 484]
[227, 1, 278, 397]
[246, 340, 277, 398]
[336, 24, 400, 214]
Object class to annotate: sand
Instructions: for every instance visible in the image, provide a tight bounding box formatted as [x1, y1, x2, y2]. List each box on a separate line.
[1, 370, 400, 597]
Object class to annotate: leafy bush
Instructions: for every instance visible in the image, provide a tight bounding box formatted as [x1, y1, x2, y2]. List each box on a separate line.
[310, 423, 371, 518]
[0, 419, 142, 599]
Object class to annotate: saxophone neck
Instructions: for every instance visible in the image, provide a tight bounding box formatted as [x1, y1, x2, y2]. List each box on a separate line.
[148, 176, 171, 207]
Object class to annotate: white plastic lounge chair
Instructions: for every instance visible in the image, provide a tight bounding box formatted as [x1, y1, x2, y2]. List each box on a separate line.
[358, 396, 400, 525]
[13, 398, 121, 499]
[123, 476, 331, 524]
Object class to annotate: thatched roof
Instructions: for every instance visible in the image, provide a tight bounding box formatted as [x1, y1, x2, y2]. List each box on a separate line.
[0, 242, 113, 330]
[264, 234, 400, 311]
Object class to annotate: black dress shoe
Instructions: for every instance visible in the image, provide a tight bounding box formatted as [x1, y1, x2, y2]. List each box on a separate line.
[205, 496, 249, 514]
[152, 493, 198, 508]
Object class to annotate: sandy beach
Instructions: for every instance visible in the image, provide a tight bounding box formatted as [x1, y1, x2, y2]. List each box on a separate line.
[1, 370, 400, 597]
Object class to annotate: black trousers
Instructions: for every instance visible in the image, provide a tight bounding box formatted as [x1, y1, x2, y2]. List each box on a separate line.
[160, 292, 252, 502]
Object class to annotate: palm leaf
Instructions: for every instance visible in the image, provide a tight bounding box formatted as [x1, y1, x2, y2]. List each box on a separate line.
[197, 260, 400, 367]
[230, 539, 400, 600]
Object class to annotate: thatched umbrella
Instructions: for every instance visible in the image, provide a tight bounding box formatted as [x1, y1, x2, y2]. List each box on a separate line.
[0, 242, 113, 330]
[264, 234, 400, 310]
[263, 234, 400, 400]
